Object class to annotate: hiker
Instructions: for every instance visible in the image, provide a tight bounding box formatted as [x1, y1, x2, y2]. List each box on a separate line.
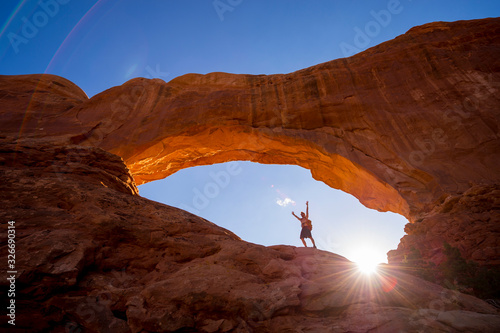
[292, 201, 317, 248]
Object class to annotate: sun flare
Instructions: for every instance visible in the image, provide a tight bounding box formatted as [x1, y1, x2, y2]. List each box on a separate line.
[355, 258, 379, 274]
[349, 247, 385, 275]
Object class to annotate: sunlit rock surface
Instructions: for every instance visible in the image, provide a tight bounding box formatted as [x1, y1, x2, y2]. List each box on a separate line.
[1, 139, 499, 332]
[1, 18, 499, 331]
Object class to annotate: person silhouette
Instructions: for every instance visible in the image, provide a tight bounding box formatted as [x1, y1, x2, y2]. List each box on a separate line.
[292, 201, 317, 248]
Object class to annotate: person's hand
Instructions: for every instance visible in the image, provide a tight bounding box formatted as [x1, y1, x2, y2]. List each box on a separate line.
[306, 201, 309, 205]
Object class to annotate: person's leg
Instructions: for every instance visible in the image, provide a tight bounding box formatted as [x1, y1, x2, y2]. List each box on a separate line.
[301, 238, 307, 247]
[310, 236, 317, 249]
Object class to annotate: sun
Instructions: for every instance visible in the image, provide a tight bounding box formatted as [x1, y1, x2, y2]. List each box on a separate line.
[355, 257, 379, 275]
[349, 247, 385, 275]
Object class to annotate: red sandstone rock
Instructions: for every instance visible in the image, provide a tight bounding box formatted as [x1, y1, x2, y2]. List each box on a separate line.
[3, 18, 499, 268]
[0, 139, 499, 331]
[2, 19, 499, 219]
[1, 18, 500, 331]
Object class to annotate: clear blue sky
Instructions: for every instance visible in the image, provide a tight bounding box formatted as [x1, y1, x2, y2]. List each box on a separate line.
[1, 0, 498, 263]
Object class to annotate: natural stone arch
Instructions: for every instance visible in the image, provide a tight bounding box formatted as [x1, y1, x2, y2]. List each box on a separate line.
[2, 18, 500, 332]
[71, 18, 499, 265]
[127, 123, 410, 217]
[2, 18, 498, 264]
[79, 73, 409, 217]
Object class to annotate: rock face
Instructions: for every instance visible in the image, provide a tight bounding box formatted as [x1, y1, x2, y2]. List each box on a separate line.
[0, 18, 499, 331]
[1, 139, 499, 332]
[1, 18, 499, 267]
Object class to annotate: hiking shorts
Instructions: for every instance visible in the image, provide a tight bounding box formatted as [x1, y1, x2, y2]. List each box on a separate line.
[300, 226, 312, 239]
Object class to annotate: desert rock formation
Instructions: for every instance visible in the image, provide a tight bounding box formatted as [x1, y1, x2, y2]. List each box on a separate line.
[1, 17, 499, 331]
[1, 139, 499, 332]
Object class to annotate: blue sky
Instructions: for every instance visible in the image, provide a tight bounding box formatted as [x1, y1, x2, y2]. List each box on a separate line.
[1, 0, 499, 264]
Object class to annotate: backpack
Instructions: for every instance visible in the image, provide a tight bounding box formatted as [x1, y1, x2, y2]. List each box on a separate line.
[302, 218, 312, 230]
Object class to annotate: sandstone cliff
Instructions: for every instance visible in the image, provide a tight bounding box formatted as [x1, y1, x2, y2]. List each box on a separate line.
[1, 139, 499, 332]
[1, 18, 500, 332]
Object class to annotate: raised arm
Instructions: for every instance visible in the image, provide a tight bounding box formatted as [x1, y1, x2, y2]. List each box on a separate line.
[306, 201, 309, 219]
[292, 211, 300, 220]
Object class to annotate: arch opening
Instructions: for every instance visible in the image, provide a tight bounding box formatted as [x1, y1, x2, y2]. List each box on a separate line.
[138, 161, 408, 264]
[118, 124, 411, 219]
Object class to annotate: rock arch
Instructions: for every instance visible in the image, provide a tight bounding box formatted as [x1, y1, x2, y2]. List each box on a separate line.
[2, 18, 499, 265]
[3, 18, 500, 332]
[73, 19, 499, 221]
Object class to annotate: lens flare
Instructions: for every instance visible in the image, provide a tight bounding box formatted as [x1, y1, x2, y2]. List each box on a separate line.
[349, 247, 384, 275]
[356, 258, 379, 275]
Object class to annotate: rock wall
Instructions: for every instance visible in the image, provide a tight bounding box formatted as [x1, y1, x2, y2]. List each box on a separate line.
[1, 139, 499, 332]
[1, 18, 500, 331]
[2, 18, 499, 266]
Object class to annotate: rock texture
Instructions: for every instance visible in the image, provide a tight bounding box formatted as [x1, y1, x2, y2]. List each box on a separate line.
[1, 18, 500, 331]
[1, 139, 499, 332]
